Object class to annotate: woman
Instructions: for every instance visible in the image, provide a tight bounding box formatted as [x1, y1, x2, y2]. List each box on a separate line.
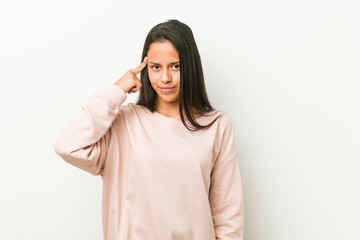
[54, 19, 244, 240]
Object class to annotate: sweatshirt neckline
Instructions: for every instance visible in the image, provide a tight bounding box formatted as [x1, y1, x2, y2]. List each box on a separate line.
[153, 110, 219, 124]
[153, 111, 203, 123]
[134, 103, 219, 125]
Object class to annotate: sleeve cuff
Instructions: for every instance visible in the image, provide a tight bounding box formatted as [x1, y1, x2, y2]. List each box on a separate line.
[100, 84, 127, 110]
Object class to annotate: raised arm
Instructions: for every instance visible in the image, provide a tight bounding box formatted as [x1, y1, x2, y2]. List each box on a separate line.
[53, 85, 127, 176]
[209, 115, 245, 239]
[53, 57, 148, 176]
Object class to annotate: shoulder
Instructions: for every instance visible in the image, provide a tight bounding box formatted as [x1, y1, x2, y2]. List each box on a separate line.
[205, 111, 235, 154]
[125, 102, 149, 115]
[217, 111, 232, 125]
[211, 111, 235, 141]
[117, 102, 150, 120]
[204, 110, 232, 129]
[197, 110, 234, 142]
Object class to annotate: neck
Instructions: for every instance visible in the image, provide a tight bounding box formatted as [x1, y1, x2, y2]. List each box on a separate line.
[155, 98, 181, 120]
[155, 98, 202, 121]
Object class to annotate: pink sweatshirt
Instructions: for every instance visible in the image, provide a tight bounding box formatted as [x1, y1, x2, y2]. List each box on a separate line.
[54, 84, 244, 240]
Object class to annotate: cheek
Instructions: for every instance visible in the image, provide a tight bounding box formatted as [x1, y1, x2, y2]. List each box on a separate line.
[148, 70, 159, 83]
[173, 71, 180, 83]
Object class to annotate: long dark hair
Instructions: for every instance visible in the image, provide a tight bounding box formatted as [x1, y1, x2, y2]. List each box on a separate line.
[137, 19, 220, 131]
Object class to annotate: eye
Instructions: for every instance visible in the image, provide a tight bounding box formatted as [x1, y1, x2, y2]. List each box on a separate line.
[151, 65, 160, 70]
[172, 64, 180, 70]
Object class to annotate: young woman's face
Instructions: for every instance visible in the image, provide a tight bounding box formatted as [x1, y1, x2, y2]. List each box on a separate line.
[147, 40, 180, 107]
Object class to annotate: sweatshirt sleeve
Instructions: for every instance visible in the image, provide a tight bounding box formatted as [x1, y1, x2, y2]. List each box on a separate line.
[53, 84, 127, 176]
[209, 115, 245, 239]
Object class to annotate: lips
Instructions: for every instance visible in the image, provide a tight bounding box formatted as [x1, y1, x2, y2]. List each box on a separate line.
[159, 87, 175, 89]
[159, 86, 176, 93]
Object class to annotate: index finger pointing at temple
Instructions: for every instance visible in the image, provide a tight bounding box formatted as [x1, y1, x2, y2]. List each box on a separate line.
[131, 57, 148, 74]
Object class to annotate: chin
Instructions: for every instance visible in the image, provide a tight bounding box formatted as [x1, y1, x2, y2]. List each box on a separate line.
[161, 97, 179, 103]
[157, 94, 179, 104]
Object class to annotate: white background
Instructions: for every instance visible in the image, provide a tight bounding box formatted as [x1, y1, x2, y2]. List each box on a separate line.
[1, 0, 359, 239]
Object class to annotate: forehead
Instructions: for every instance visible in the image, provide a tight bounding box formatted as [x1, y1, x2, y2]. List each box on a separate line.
[147, 40, 179, 62]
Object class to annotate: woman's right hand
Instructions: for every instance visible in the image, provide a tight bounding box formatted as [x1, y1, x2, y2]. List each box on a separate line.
[114, 57, 148, 94]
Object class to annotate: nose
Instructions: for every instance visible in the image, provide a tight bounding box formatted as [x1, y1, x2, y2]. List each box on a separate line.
[161, 69, 172, 83]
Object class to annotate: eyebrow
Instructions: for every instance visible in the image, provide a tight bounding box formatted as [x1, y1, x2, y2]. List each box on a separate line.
[148, 61, 180, 65]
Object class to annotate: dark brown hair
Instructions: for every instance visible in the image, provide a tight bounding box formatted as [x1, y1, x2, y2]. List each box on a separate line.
[137, 19, 220, 131]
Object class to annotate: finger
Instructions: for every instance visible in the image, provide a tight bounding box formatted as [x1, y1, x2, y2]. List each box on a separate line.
[133, 56, 148, 73]
[131, 57, 148, 74]
[129, 81, 142, 93]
